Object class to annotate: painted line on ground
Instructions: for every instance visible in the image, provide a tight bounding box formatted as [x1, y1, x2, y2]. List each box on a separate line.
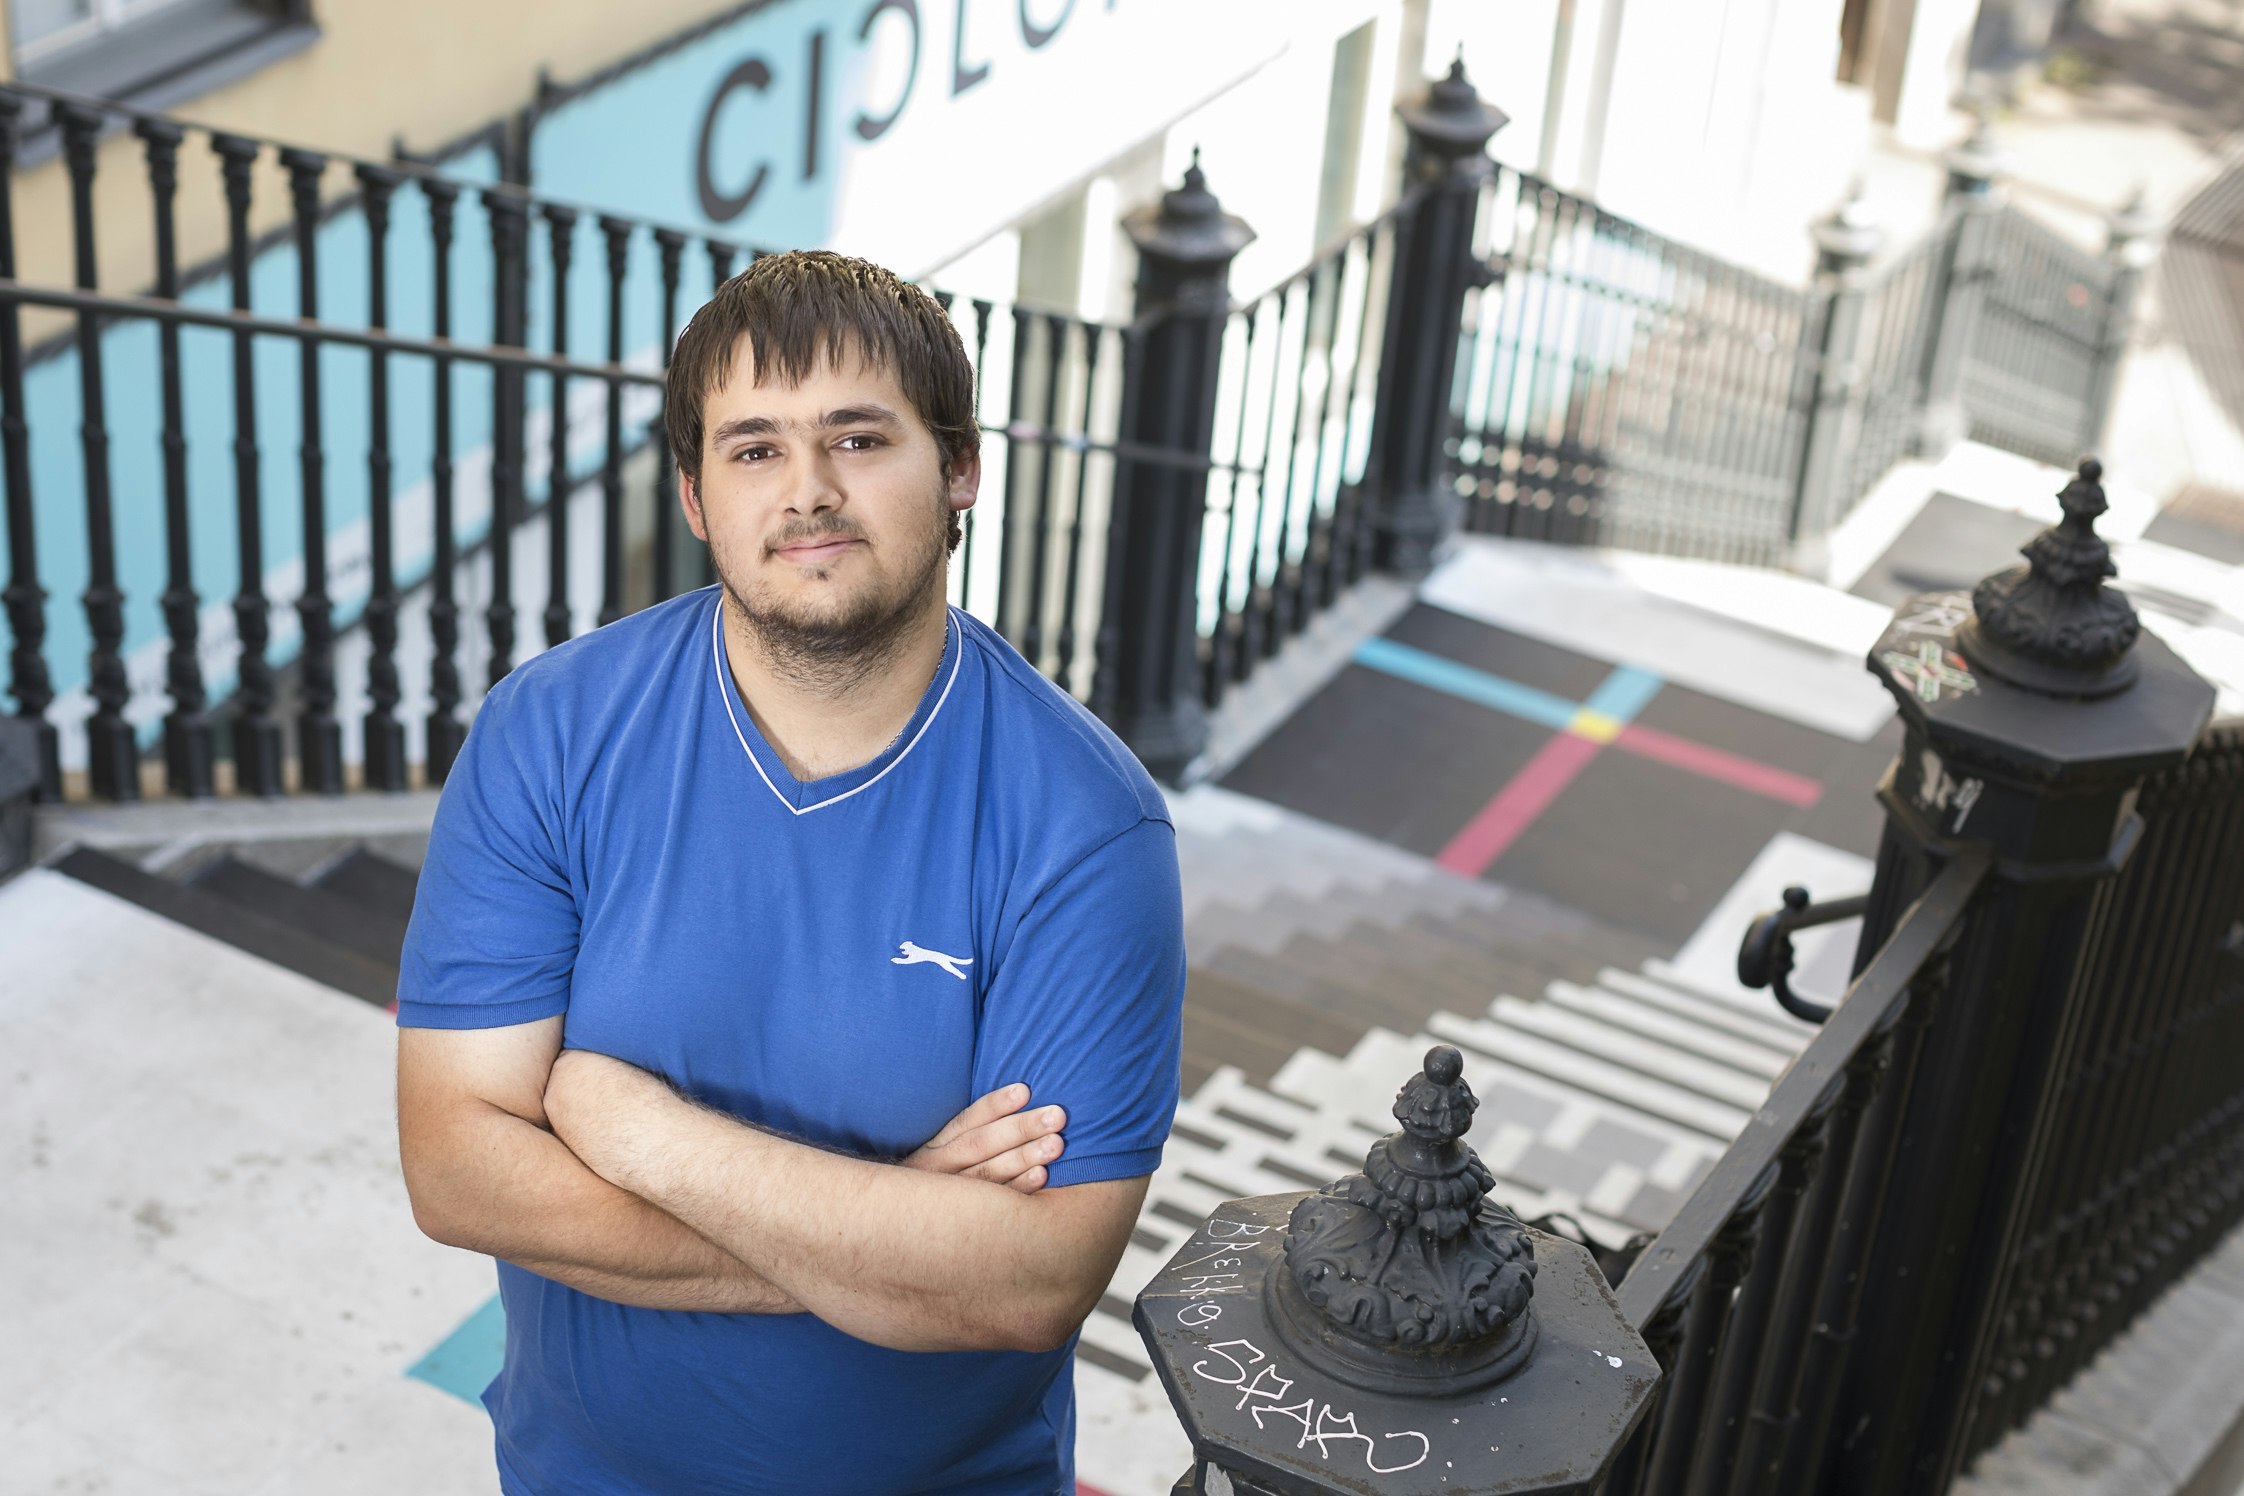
[1437, 732, 1603, 876]
[1353, 636, 1579, 730]
[1357, 640, 1824, 877]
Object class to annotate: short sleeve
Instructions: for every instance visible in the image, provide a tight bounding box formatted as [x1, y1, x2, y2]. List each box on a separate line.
[972, 817, 1186, 1187]
[396, 680, 580, 1029]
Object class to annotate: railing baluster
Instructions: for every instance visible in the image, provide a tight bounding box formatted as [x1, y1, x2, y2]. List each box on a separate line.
[1338, 223, 1385, 584]
[212, 134, 283, 796]
[1055, 320, 1099, 697]
[137, 117, 213, 798]
[1022, 312, 1065, 672]
[597, 217, 630, 627]
[1692, 1088, 1836, 1496]
[651, 228, 685, 601]
[960, 299, 994, 614]
[0, 93, 59, 799]
[1298, 252, 1351, 630]
[1241, 281, 1294, 674]
[57, 103, 135, 800]
[279, 147, 342, 793]
[1783, 956, 1947, 1492]
[1088, 323, 1145, 723]
[423, 179, 465, 782]
[1272, 272, 1318, 649]
[996, 307, 1032, 646]
[543, 204, 577, 650]
[1604, 1257, 1704, 1496]
[484, 188, 529, 684]
[1203, 305, 1258, 707]
[357, 163, 407, 791]
[695, 238, 730, 592]
[1732, 1025, 1889, 1489]
[1640, 1166, 1775, 1496]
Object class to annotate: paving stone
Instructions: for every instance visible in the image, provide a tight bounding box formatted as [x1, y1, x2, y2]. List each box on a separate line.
[1576, 1116, 1674, 1172]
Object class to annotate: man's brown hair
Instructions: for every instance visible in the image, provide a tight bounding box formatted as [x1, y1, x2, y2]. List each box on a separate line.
[664, 250, 980, 500]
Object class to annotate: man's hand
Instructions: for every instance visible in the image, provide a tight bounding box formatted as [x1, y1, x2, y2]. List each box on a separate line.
[544, 1051, 1067, 1193]
[903, 1083, 1067, 1192]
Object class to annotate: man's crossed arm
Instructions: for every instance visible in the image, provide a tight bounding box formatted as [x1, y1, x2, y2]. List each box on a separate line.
[397, 1019, 1146, 1352]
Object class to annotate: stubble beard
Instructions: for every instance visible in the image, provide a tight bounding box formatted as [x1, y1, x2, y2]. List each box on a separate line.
[713, 483, 952, 696]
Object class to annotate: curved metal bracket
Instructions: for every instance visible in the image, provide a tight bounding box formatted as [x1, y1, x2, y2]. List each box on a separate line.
[1736, 886, 1871, 1023]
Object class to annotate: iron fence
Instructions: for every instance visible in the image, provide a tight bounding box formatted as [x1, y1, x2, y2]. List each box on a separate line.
[1196, 211, 1394, 709]
[0, 79, 1403, 800]
[1961, 203, 2120, 467]
[1600, 716, 2244, 1495]
[1839, 212, 1953, 511]
[1602, 850, 1989, 1494]
[1447, 167, 1813, 568]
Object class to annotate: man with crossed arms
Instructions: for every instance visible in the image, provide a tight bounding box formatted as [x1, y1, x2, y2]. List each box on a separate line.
[397, 250, 1186, 1494]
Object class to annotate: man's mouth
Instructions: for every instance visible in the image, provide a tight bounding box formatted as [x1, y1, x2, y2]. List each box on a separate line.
[771, 536, 862, 565]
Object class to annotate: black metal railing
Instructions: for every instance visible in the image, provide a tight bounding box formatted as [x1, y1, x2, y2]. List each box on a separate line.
[1840, 211, 1953, 510]
[1961, 203, 2120, 468]
[1599, 712, 2244, 1495]
[1197, 210, 1394, 709]
[1447, 166, 1815, 568]
[0, 77, 1422, 799]
[0, 64, 2156, 803]
[1957, 719, 2244, 1457]
[1602, 850, 1988, 1494]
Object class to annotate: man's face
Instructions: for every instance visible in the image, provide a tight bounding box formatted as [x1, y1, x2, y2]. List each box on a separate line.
[682, 339, 977, 666]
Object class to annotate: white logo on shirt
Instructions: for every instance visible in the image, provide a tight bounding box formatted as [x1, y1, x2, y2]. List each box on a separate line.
[892, 941, 973, 980]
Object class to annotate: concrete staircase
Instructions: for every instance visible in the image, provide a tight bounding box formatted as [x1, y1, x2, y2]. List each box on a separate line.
[51, 829, 427, 1010]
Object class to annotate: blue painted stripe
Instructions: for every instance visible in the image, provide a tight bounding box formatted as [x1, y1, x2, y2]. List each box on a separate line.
[1582, 665, 1665, 725]
[1353, 638, 1580, 731]
[408, 1293, 505, 1409]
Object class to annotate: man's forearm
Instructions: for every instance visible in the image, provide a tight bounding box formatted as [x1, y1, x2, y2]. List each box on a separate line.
[557, 1068, 1131, 1352]
[411, 1099, 803, 1315]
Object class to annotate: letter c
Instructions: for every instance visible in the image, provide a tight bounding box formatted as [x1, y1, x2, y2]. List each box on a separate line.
[695, 57, 773, 223]
[1019, 0, 1073, 48]
[854, 0, 919, 141]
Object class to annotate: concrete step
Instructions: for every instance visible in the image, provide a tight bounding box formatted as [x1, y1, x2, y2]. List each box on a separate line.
[53, 847, 399, 1008]
[188, 855, 412, 975]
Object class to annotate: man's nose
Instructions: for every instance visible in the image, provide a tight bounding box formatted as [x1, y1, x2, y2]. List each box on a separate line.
[782, 447, 845, 515]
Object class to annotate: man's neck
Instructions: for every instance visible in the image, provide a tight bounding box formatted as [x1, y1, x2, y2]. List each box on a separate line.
[721, 594, 951, 783]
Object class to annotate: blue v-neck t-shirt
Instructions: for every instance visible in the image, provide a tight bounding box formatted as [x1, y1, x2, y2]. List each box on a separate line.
[397, 588, 1186, 1496]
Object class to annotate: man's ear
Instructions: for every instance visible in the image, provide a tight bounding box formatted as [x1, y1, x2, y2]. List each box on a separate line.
[679, 468, 708, 541]
[945, 450, 982, 516]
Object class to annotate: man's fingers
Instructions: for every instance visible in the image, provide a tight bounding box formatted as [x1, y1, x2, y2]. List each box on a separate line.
[922, 1083, 1030, 1151]
[966, 1132, 1064, 1185]
[949, 1106, 1066, 1169]
[1006, 1165, 1048, 1195]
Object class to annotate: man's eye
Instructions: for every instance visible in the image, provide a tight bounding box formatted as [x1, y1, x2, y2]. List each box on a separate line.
[737, 446, 774, 463]
[838, 434, 883, 452]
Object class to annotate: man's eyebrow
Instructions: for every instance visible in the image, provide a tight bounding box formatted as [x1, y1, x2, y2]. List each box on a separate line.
[817, 403, 903, 431]
[711, 415, 780, 445]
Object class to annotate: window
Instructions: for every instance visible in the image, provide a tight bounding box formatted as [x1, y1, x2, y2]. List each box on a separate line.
[9, 0, 318, 165]
[12, 0, 201, 70]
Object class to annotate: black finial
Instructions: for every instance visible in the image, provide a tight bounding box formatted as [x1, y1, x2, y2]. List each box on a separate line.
[1956, 457, 2141, 698]
[1266, 1045, 1539, 1393]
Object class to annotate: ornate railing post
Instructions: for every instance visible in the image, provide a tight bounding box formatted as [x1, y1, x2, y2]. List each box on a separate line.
[1916, 116, 2009, 460]
[1787, 186, 1884, 577]
[0, 92, 60, 801]
[2085, 188, 2156, 451]
[1099, 153, 1252, 783]
[1818, 458, 2217, 1494]
[1364, 57, 1506, 578]
[1135, 1045, 1655, 1494]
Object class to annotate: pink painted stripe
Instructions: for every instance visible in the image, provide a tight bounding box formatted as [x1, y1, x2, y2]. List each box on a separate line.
[1615, 723, 1823, 807]
[1436, 732, 1605, 877]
